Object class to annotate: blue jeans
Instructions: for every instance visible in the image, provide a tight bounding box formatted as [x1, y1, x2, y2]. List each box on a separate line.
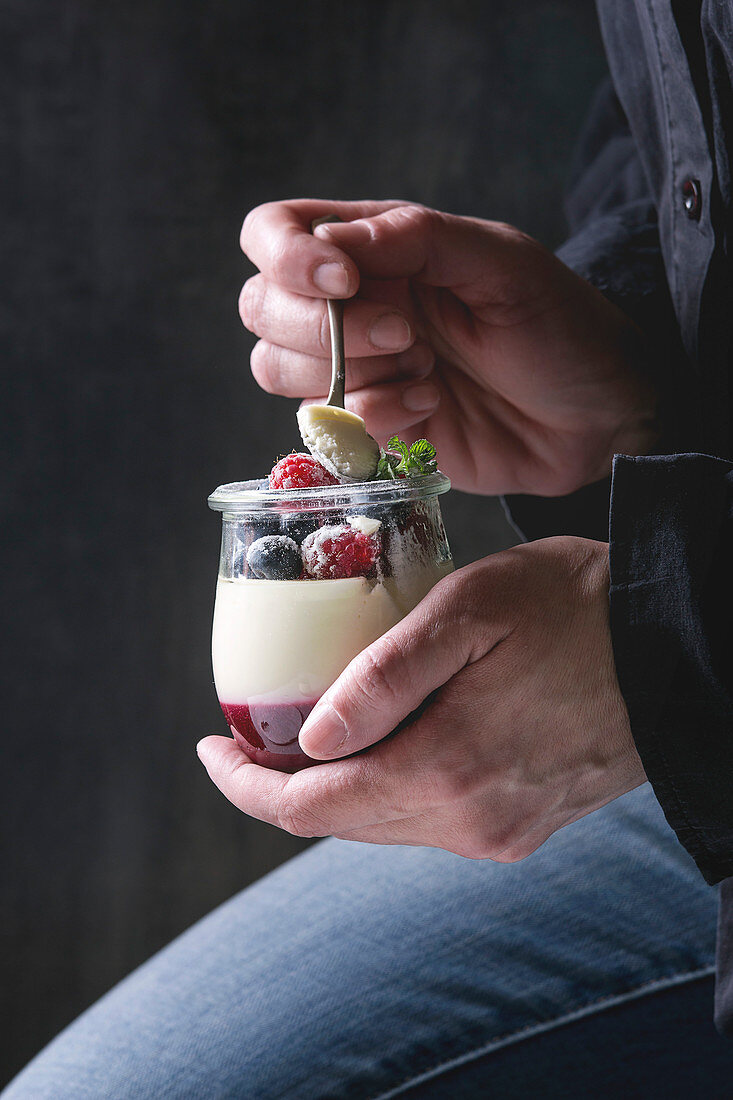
[4, 784, 733, 1098]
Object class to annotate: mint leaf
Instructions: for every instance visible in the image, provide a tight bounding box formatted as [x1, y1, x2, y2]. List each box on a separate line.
[372, 435, 438, 480]
[374, 451, 398, 480]
[387, 436, 410, 464]
[408, 439, 437, 474]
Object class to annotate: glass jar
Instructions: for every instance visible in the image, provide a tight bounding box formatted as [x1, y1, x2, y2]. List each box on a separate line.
[208, 472, 452, 772]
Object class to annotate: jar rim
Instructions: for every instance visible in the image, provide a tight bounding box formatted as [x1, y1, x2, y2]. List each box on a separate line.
[208, 471, 451, 513]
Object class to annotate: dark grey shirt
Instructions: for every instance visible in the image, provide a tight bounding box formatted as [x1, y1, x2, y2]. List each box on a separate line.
[506, 1, 733, 1035]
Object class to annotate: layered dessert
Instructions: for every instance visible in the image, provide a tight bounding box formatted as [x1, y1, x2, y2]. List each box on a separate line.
[214, 576, 403, 767]
[209, 441, 453, 771]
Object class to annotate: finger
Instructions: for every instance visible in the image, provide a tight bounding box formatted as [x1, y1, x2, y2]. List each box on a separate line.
[298, 566, 504, 760]
[197, 736, 290, 827]
[314, 205, 541, 307]
[239, 276, 414, 357]
[343, 377, 441, 440]
[250, 340, 436, 398]
[196, 735, 422, 836]
[240, 199, 408, 299]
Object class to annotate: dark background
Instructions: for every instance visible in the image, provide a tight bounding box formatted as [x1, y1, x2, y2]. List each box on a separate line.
[0, 0, 607, 1086]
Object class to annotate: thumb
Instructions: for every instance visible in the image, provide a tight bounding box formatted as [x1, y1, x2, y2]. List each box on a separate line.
[298, 570, 494, 760]
[315, 205, 548, 306]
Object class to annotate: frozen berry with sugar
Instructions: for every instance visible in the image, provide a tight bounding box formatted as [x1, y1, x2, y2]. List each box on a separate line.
[301, 524, 380, 580]
[246, 535, 303, 580]
[269, 453, 339, 491]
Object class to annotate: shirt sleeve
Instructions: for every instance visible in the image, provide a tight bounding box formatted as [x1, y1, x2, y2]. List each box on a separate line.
[503, 79, 689, 544]
[609, 452, 733, 885]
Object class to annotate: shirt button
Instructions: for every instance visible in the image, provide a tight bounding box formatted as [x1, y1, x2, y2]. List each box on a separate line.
[682, 178, 702, 220]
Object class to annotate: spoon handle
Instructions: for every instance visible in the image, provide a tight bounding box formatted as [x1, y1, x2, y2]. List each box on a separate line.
[311, 215, 346, 409]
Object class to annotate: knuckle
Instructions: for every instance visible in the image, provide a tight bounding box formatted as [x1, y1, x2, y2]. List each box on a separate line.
[452, 806, 522, 861]
[492, 844, 534, 864]
[249, 341, 278, 393]
[267, 239, 292, 286]
[454, 838, 492, 861]
[486, 821, 522, 860]
[456, 829, 512, 862]
[438, 562, 476, 607]
[433, 568, 490, 653]
[392, 202, 431, 230]
[347, 634, 404, 712]
[489, 828, 543, 863]
[240, 205, 265, 255]
[440, 574, 470, 621]
[451, 822, 496, 860]
[375, 203, 435, 243]
[239, 276, 266, 334]
[489, 219, 525, 240]
[438, 555, 526, 650]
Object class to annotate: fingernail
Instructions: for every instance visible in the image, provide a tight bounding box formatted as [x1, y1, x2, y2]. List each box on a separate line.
[369, 313, 412, 351]
[313, 262, 350, 296]
[299, 704, 348, 757]
[397, 343, 435, 376]
[401, 381, 440, 412]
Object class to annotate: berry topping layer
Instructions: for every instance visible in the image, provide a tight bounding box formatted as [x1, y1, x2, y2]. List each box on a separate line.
[246, 436, 442, 584]
[247, 535, 302, 580]
[301, 524, 380, 580]
[269, 452, 339, 490]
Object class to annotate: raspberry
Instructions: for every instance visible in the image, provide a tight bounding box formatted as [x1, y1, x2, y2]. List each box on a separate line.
[302, 525, 380, 579]
[269, 453, 339, 490]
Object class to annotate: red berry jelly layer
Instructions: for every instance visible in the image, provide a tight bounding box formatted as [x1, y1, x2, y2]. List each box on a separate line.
[219, 700, 319, 772]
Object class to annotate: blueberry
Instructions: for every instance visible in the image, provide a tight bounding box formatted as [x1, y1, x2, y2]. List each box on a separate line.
[250, 515, 283, 539]
[233, 517, 283, 577]
[281, 515, 321, 545]
[246, 535, 302, 580]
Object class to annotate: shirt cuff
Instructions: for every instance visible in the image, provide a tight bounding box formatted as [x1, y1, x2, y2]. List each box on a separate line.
[609, 453, 733, 884]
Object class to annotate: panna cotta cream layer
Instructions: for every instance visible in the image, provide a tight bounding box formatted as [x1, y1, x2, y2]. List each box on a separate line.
[213, 561, 452, 706]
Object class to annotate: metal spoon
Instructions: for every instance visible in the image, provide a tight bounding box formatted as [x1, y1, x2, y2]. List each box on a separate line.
[311, 215, 346, 407]
[300, 215, 380, 480]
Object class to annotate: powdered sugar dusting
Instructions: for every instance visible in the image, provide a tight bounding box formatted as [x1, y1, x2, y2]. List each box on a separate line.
[303, 525, 344, 570]
[301, 524, 380, 580]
